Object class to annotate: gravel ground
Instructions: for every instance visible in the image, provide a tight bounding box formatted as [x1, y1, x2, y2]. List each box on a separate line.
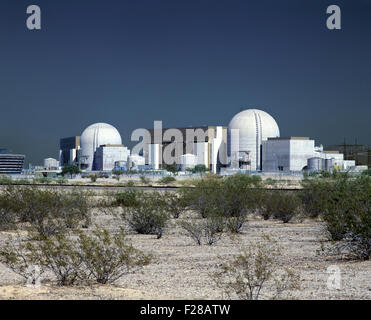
[0, 208, 370, 300]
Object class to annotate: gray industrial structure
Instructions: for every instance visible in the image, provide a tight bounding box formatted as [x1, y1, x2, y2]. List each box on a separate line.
[143, 125, 227, 173]
[55, 109, 363, 175]
[59, 136, 80, 167]
[95, 144, 130, 171]
[43, 158, 59, 170]
[0, 149, 25, 174]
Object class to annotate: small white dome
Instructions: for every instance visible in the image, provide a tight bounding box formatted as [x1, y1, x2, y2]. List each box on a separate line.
[80, 123, 122, 171]
[228, 109, 280, 170]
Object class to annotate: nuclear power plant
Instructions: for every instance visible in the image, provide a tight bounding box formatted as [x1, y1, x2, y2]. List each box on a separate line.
[54, 107, 366, 175]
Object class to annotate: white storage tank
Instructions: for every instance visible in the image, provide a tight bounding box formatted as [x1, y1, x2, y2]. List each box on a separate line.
[308, 157, 323, 171]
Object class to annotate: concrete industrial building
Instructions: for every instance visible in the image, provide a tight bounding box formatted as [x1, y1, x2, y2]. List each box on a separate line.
[80, 123, 125, 171]
[144, 126, 227, 173]
[59, 136, 80, 167]
[128, 154, 146, 171]
[43, 158, 59, 170]
[95, 144, 130, 171]
[262, 137, 317, 172]
[0, 149, 25, 174]
[56, 109, 360, 175]
[228, 109, 280, 171]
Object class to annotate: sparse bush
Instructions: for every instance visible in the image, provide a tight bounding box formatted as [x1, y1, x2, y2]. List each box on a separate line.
[125, 192, 169, 238]
[162, 191, 187, 218]
[114, 189, 142, 208]
[179, 215, 224, 246]
[300, 178, 332, 218]
[225, 216, 247, 234]
[212, 235, 300, 299]
[321, 176, 371, 259]
[259, 191, 301, 223]
[89, 174, 98, 182]
[0, 228, 152, 286]
[0, 234, 45, 284]
[0, 186, 92, 236]
[126, 180, 135, 187]
[140, 175, 150, 184]
[0, 176, 13, 185]
[178, 220, 203, 245]
[78, 228, 152, 284]
[158, 176, 176, 184]
[181, 178, 222, 218]
[33, 177, 53, 184]
[31, 233, 84, 286]
[203, 215, 224, 245]
[56, 177, 68, 184]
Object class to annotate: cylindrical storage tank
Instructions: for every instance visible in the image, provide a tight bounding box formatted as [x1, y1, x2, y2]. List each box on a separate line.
[179, 154, 197, 172]
[325, 158, 334, 171]
[308, 157, 323, 171]
[228, 109, 280, 171]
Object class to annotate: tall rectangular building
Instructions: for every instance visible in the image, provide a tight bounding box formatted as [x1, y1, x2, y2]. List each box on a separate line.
[59, 136, 80, 166]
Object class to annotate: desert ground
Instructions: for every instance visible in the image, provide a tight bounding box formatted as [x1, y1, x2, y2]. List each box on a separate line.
[0, 193, 370, 301]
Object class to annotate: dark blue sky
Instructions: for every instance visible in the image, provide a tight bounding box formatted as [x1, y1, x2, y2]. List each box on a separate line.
[0, 0, 370, 164]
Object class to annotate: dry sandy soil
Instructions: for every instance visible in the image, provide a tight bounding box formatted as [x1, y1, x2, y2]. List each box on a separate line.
[0, 204, 370, 300]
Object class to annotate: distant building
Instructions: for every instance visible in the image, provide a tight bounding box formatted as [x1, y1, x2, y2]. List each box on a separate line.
[262, 137, 348, 172]
[127, 154, 145, 171]
[0, 149, 25, 174]
[94, 144, 130, 171]
[262, 137, 316, 172]
[80, 123, 125, 171]
[144, 126, 227, 173]
[43, 158, 59, 170]
[228, 109, 280, 171]
[59, 136, 80, 166]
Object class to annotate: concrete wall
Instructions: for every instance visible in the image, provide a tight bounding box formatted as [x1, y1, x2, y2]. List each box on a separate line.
[95, 146, 130, 171]
[262, 138, 315, 172]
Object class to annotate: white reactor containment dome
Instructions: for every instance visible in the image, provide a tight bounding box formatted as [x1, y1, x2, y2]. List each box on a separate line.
[80, 123, 122, 171]
[228, 109, 280, 171]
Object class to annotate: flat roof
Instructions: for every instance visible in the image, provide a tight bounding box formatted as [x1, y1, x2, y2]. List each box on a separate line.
[267, 137, 310, 141]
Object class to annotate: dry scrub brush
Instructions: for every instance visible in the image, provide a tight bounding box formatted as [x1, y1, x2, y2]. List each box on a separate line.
[212, 235, 300, 300]
[0, 228, 151, 286]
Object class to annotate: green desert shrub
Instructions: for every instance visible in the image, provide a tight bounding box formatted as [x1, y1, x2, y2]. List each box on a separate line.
[212, 235, 300, 300]
[125, 192, 169, 238]
[139, 175, 150, 184]
[300, 178, 333, 218]
[0, 186, 91, 236]
[0, 228, 151, 286]
[162, 191, 187, 219]
[77, 228, 152, 284]
[322, 176, 371, 256]
[179, 215, 224, 246]
[89, 173, 98, 182]
[158, 176, 176, 184]
[113, 189, 142, 208]
[260, 191, 302, 223]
